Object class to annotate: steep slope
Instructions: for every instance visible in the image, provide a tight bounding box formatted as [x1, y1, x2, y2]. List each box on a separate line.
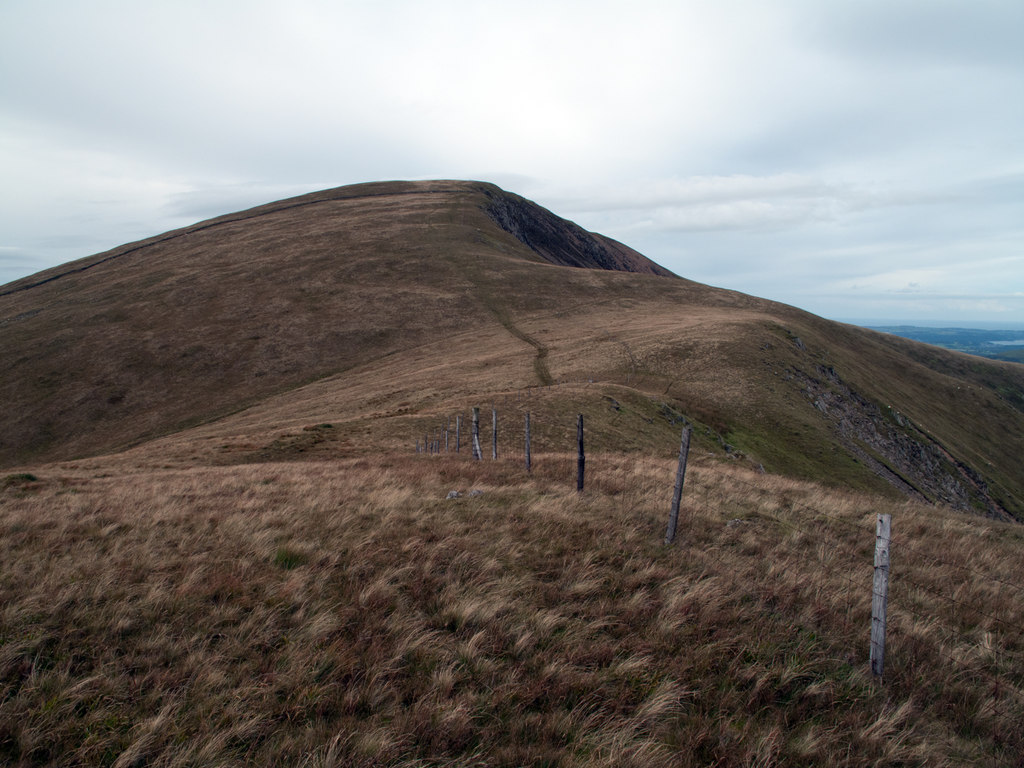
[1, 180, 1022, 519]
[480, 185, 675, 275]
[0, 181, 663, 465]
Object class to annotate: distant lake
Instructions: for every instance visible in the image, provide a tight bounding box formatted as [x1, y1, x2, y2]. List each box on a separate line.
[863, 326, 1024, 362]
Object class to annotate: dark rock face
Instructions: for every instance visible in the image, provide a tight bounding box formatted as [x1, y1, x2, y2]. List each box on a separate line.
[482, 187, 675, 277]
[793, 364, 1010, 520]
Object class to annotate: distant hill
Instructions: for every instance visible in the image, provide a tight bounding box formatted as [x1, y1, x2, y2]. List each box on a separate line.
[1, 180, 1022, 519]
[869, 326, 1024, 363]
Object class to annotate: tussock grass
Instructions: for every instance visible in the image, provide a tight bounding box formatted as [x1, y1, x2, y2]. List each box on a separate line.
[1, 452, 1021, 765]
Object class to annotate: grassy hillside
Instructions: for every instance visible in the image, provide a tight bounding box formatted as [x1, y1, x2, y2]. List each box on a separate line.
[1, 180, 1022, 519]
[2, 448, 1022, 766]
[2, 180, 1024, 764]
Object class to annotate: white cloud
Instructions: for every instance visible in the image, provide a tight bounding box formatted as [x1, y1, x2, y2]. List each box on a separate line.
[0, 0, 1021, 324]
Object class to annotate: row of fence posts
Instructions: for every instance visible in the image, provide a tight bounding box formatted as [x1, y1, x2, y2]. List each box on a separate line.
[417, 411, 692, 531]
[665, 431, 891, 682]
[417, 413, 891, 682]
[415, 407, 561, 484]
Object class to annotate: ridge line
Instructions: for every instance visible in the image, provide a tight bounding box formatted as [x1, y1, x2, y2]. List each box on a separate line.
[0, 187, 452, 298]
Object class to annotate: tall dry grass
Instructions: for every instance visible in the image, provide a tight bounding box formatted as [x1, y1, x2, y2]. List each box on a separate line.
[1, 452, 1021, 766]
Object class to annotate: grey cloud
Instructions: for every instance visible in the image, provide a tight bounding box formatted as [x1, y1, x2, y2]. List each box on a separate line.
[0, 0, 1021, 323]
[164, 184, 328, 220]
[798, 0, 1024, 70]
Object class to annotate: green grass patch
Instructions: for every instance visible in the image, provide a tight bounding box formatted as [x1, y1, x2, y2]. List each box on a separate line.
[2, 472, 39, 488]
[273, 546, 308, 570]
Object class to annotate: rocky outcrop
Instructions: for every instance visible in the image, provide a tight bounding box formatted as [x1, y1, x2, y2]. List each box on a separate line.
[792, 364, 1012, 520]
[482, 187, 675, 276]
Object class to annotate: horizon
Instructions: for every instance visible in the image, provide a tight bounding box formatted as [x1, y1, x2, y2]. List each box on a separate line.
[833, 318, 1024, 332]
[2, 2, 1022, 325]
[2, 200, 1023, 333]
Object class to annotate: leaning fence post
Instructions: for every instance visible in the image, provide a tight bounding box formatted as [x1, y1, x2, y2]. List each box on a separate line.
[472, 407, 482, 460]
[492, 408, 498, 460]
[525, 412, 532, 473]
[576, 414, 585, 492]
[664, 427, 692, 545]
[870, 514, 892, 680]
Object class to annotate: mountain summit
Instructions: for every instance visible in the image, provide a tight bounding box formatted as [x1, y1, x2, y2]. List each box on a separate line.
[1, 180, 1021, 519]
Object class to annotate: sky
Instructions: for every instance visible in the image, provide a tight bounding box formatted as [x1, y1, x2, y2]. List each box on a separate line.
[1, 0, 1022, 326]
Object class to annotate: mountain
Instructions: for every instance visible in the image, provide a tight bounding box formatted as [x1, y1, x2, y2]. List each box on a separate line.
[1, 180, 1022, 519]
[4, 180, 1024, 766]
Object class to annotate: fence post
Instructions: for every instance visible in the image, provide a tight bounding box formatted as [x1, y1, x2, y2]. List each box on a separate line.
[664, 426, 692, 545]
[525, 412, 532, 473]
[456, 415, 461, 453]
[870, 513, 892, 680]
[576, 414, 585, 492]
[492, 408, 498, 460]
[472, 407, 482, 460]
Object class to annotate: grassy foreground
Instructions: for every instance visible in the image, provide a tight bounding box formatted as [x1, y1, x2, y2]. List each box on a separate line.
[2, 451, 1022, 766]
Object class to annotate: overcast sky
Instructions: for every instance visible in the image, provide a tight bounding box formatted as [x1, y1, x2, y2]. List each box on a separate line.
[2, 0, 1022, 326]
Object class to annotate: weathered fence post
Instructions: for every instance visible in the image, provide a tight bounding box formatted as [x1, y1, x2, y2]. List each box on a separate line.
[445, 418, 450, 452]
[456, 415, 461, 453]
[870, 514, 892, 679]
[664, 426, 692, 545]
[472, 407, 482, 460]
[492, 408, 498, 460]
[576, 414, 585, 492]
[525, 412, 532, 473]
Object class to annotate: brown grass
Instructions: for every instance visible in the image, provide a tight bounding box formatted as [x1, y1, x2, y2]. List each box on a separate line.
[2, 449, 1021, 766]
[2, 181, 1021, 520]
[2, 181, 1023, 764]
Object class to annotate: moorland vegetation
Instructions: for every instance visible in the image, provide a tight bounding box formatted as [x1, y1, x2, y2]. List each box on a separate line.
[1, 181, 1022, 765]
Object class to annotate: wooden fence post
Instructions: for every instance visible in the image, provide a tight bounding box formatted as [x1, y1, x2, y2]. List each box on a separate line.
[576, 414, 585, 492]
[525, 412, 532, 473]
[870, 514, 892, 680]
[456, 415, 461, 453]
[664, 426, 692, 545]
[472, 407, 482, 460]
[492, 408, 498, 460]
